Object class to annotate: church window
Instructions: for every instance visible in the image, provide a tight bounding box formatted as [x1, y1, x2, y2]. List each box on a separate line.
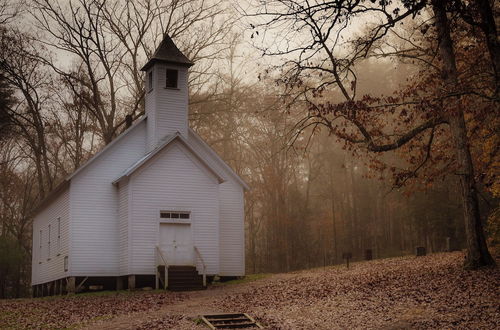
[165, 69, 178, 88]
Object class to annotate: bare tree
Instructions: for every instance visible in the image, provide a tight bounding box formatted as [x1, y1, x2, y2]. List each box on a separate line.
[0, 27, 56, 197]
[50, 73, 96, 171]
[248, 0, 496, 268]
[0, 0, 23, 25]
[31, 0, 233, 144]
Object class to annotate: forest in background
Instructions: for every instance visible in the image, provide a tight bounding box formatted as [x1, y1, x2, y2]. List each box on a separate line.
[0, 0, 498, 298]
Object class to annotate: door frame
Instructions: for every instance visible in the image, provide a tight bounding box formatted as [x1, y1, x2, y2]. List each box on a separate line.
[156, 208, 194, 265]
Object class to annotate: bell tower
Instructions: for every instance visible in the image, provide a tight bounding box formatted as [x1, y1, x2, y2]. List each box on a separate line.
[141, 35, 193, 151]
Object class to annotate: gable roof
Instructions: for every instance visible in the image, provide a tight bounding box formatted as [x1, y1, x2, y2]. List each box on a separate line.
[32, 116, 147, 215]
[67, 116, 147, 180]
[32, 179, 70, 214]
[188, 128, 250, 191]
[112, 132, 225, 185]
[141, 34, 194, 71]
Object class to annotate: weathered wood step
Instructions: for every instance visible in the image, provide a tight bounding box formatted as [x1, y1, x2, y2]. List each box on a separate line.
[168, 272, 200, 276]
[168, 270, 203, 290]
[204, 313, 247, 319]
[214, 323, 256, 328]
[158, 264, 205, 291]
[201, 313, 263, 329]
[210, 318, 249, 323]
[169, 266, 197, 270]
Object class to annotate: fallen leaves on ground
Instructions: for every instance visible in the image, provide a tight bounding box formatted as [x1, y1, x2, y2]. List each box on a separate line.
[135, 315, 203, 330]
[211, 252, 499, 329]
[0, 290, 185, 329]
[1, 252, 498, 329]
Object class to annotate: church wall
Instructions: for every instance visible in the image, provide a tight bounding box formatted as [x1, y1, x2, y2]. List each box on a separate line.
[128, 141, 220, 275]
[69, 120, 146, 276]
[187, 130, 246, 276]
[31, 188, 70, 285]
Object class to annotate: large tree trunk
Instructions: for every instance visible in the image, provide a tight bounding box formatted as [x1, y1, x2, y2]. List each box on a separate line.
[432, 0, 495, 269]
[475, 0, 500, 95]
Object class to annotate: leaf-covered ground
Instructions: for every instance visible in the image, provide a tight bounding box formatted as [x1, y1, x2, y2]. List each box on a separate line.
[1, 252, 498, 329]
[0, 291, 186, 329]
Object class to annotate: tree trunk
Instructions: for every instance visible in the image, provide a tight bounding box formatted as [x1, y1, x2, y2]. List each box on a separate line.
[432, 0, 495, 269]
[475, 0, 500, 95]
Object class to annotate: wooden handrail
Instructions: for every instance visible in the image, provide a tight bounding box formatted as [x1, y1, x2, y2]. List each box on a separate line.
[194, 246, 207, 287]
[156, 245, 168, 266]
[155, 245, 168, 289]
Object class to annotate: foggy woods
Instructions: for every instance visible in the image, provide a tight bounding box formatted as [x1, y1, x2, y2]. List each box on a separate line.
[0, 0, 498, 299]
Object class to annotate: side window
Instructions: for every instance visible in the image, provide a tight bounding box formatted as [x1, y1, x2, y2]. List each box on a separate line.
[39, 230, 43, 263]
[148, 71, 153, 91]
[165, 69, 178, 88]
[47, 224, 51, 260]
[57, 217, 61, 255]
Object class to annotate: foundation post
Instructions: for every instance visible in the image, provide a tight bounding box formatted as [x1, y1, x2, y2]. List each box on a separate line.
[128, 275, 136, 290]
[67, 277, 76, 294]
[116, 277, 124, 290]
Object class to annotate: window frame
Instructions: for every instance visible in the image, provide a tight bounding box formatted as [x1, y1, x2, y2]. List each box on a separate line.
[47, 224, 51, 261]
[39, 229, 43, 264]
[57, 217, 61, 256]
[148, 70, 153, 92]
[165, 69, 178, 89]
[159, 210, 191, 224]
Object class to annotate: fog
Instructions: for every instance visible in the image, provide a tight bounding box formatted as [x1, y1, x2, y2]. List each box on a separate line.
[0, 0, 497, 298]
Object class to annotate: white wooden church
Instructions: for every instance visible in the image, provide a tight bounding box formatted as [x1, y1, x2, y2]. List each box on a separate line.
[31, 35, 248, 296]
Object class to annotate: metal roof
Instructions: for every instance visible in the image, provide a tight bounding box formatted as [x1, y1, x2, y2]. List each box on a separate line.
[112, 132, 225, 185]
[141, 34, 193, 71]
[32, 116, 148, 214]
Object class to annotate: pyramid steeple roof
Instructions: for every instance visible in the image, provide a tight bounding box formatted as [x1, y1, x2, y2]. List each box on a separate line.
[141, 34, 193, 71]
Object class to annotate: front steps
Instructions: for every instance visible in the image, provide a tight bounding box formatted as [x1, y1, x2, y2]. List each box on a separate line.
[201, 313, 263, 329]
[158, 265, 205, 291]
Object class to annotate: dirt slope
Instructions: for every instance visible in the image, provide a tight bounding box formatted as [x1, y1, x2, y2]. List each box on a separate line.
[1, 252, 498, 329]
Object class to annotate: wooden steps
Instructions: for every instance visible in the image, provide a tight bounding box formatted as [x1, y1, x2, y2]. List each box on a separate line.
[201, 313, 263, 329]
[158, 265, 205, 291]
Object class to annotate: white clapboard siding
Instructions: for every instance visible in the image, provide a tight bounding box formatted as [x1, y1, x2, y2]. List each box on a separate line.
[145, 68, 157, 151]
[69, 121, 146, 276]
[31, 188, 70, 285]
[219, 180, 245, 275]
[118, 179, 130, 275]
[146, 64, 188, 151]
[32, 38, 249, 285]
[188, 130, 246, 276]
[129, 141, 220, 275]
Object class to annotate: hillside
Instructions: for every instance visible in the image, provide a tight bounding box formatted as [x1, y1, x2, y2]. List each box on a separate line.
[1, 252, 498, 329]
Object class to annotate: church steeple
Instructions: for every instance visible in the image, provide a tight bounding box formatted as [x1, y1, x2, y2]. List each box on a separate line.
[141, 34, 193, 71]
[141, 35, 193, 150]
